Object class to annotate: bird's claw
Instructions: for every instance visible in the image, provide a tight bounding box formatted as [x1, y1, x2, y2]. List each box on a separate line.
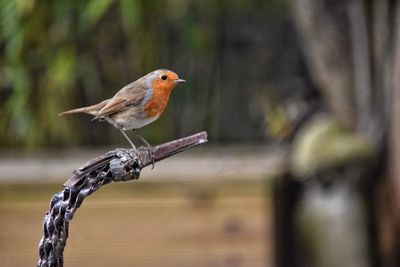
[148, 147, 155, 169]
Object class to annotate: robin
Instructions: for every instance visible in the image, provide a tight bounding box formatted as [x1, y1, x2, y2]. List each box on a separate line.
[59, 69, 186, 149]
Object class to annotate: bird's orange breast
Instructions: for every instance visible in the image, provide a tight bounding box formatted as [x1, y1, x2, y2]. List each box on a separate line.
[143, 80, 176, 117]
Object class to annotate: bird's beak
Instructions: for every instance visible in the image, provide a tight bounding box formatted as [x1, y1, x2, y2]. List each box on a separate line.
[175, 79, 186, 83]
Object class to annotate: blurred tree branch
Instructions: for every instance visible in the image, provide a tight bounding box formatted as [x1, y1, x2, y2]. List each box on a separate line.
[291, 0, 355, 128]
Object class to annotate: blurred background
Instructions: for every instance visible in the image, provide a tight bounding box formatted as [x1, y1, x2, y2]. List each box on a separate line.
[1, 0, 400, 266]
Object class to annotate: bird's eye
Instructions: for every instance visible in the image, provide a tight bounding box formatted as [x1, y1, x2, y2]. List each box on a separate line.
[160, 75, 168, 80]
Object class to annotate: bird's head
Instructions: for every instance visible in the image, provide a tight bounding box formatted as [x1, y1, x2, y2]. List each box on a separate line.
[148, 69, 186, 93]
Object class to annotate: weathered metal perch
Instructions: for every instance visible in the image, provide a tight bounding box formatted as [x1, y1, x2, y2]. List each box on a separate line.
[37, 131, 208, 267]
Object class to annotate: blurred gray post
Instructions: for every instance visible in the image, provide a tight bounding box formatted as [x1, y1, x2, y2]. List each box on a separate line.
[296, 182, 369, 267]
[288, 114, 373, 267]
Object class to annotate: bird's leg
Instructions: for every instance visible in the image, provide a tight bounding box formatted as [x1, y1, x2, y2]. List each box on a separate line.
[119, 129, 137, 150]
[132, 130, 155, 169]
[137, 133, 152, 148]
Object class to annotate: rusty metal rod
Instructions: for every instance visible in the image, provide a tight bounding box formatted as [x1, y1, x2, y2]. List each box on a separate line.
[37, 131, 207, 267]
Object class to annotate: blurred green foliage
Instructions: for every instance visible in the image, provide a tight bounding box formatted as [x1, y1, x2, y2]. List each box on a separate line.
[0, 0, 298, 148]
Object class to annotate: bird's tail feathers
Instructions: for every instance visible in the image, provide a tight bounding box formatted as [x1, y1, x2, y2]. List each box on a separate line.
[58, 99, 110, 117]
[58, 107, 91, 116]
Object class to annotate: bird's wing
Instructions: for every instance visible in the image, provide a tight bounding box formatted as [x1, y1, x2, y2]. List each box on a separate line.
[94, 81, 148, 119]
